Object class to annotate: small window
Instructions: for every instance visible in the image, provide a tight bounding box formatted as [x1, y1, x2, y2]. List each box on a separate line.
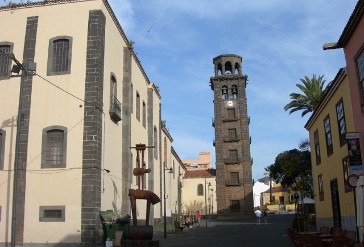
[229, 149, 238, 160]
[228, 128, 237, 140]
[197, 184, 203, 196]
[336, 99, 347, 146]
[227, 108, 235, 119]
[230, 172, 239, 184]
[41, 126, 67, 168]
[356, 49, 364, 105]
[136, 92, 140, 121]
[323, 115, 333, 156]
[0, 42, 13, 79]
[314, 130, 321, 165]
[0, 129, 5, 170]
[39, 206, 65, 222]
[47, 36, 72, 75]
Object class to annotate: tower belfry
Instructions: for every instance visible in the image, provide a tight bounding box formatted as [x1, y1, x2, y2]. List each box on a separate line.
[210, 54, 253, 217]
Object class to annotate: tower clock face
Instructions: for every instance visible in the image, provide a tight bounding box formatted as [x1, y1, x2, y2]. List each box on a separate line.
[227, 100, 233, 107]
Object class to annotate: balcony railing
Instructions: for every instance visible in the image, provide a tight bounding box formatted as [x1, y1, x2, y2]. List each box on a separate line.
[109, 96, 121, 122]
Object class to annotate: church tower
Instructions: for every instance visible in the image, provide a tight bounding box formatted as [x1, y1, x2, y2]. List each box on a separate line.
[210, 54, 253, 217]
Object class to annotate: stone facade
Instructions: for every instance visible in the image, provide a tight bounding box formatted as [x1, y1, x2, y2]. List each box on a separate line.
[210, 54, 253, 217]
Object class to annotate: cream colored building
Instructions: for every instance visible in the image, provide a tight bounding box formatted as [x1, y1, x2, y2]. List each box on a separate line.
[0, 0, 184, 246]
[182, 152, 217, 218]
[182, 169, 216, 219]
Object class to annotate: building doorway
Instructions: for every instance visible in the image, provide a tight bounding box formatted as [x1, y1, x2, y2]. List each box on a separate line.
[330, 179, 341, 227]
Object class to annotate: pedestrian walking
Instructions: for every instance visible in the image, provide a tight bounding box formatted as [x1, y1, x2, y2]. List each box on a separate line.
[196, 211, 201, 227]
[263, 208, 268, 224]
[254, 207, 262, 225]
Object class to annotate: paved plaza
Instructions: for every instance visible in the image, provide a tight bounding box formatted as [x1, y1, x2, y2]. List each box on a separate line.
[153, 214, 296, 247]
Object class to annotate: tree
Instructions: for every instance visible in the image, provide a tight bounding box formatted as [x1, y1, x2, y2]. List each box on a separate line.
[267, 149, 313, 198]
[284, 74, 326, 117]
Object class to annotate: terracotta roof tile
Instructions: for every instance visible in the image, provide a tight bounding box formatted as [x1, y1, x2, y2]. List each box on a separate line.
[184, 169, 216, 179]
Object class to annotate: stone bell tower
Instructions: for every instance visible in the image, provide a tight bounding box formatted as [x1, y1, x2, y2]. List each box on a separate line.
[210, 54, 253, 217]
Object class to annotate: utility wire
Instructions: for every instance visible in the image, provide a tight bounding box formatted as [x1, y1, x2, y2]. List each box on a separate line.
[0, 49, 104, 113]
[137, 0, 167, 50]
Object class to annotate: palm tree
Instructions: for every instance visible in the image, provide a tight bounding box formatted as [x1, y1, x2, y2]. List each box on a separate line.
[284, 74, 326, 117]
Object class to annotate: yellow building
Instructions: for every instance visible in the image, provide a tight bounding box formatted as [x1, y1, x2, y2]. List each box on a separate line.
[0, 0, 184, 246]
[305, 68, 356, 230]
[261, 183, 297, 212]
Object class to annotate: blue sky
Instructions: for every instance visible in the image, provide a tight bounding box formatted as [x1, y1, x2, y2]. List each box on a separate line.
[1, 0, 358, 180]
[111, 0, 357, 180]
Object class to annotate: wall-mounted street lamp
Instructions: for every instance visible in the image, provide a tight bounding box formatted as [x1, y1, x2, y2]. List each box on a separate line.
[204, 179, 211, 227]
[163, 166, 174, 239]
[207, 182, 211, 219]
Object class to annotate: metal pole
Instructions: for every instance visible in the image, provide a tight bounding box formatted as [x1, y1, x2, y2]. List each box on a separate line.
[269, 175, 272, 202]
[205, 178, 207, 227]
[163, 167, 167, 239]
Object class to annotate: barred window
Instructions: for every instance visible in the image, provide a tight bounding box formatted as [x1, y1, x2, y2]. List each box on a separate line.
[197, 184, 203, 196]
[39, 206, 65, 222]
[53, 39, 69, 72]
[41, 126, 67, 168]
[0, 43, 13, 79]
[336, 99, 347, 146]
[46, 130, 64, 166]
[47, 36, 72, 75]
[356, 50, 364, 105]
[314, 130, 321, 165]
[323, 115, 333, 156]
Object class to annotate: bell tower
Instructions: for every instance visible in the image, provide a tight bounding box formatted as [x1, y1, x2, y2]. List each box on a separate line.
[210, 54, 253, 217]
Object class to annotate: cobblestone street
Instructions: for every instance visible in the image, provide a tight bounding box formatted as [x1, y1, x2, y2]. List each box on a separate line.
[153, 214, 295, 247]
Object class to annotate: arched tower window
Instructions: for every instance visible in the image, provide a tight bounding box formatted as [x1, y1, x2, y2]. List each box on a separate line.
[197, 184, 203, 196]
[232, 85, 238, 99]
[221, 86, 228, 99]
[225, 61, 232, 74]
[234, 62, 241, 75]
[216, 63, 223, 76]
